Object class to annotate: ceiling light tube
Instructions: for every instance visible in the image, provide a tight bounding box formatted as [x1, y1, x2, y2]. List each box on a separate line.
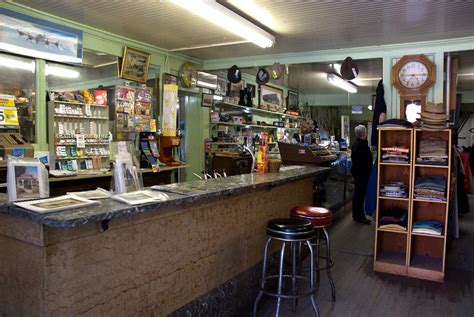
[327, 73, 358, 94]
[45, 65, 80, 78]
[0, 56, 35, 72]
[171, 0, 275, 48]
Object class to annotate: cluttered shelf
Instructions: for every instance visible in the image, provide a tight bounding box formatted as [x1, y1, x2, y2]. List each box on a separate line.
[210, 121, 300, 131]
[214, 102, 310, 120]
[52, 100, 108, 108]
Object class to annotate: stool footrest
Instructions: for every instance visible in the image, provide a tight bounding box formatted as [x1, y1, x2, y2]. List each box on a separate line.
[260, 274, 316, 299]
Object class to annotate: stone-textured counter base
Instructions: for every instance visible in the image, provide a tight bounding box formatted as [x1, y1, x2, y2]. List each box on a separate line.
[0, 177, 316, 316]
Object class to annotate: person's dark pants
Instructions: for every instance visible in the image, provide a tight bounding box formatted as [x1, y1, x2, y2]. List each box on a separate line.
[352, 172, 370, 221]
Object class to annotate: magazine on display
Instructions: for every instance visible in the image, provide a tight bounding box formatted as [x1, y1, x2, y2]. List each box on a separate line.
[7, 158, 49, 202]
[13, 195, 100, 214]
[112, 190, 169, 205]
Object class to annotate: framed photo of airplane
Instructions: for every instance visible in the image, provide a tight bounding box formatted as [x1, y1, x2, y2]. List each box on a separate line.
[119, 46, 151, 84]
[0, 8, 83, 63]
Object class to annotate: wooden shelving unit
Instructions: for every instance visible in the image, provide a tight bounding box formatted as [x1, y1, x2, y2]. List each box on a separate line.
[374, 128, 451, 282]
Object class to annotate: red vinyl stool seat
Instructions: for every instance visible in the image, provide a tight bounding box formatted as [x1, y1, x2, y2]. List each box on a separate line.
[290, 205, 336, 302]
[291, 206, 332, 228]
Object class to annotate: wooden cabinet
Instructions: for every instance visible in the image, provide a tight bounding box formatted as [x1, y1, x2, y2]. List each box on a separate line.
[374, 127, 451, 282]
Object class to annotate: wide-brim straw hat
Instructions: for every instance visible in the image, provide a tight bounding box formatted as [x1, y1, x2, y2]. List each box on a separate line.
[422, 102, 446, 114]
[419, 110, 448, 121]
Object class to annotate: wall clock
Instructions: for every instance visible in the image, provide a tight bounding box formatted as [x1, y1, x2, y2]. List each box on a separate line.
[391, 54, 435, 120]
[179, 62, 198, 88]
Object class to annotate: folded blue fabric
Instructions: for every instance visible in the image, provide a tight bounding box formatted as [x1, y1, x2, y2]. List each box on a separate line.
[413, 219, 443, 233]
[415, 176, 446, 192]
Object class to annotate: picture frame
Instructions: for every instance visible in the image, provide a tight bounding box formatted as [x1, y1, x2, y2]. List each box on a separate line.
[259, 84, 284, 111]
[229, 80, 245, 97]
[215, 78, 228, 96]
[112, 190, 169, 206]
[7, 160, 48, 202]
[246, 83, 256, 98]
[119, 46, 151, 84]
[163, 73, 178, 85]
[0, 8, 83, 64]
[14, 195, 99, 214]
[196, 71, 218, 90]
[202, 93, 213, 107]
[67, 188, 111, 200]
[287, 90, 299, 111]
[114, 158, 142, 194]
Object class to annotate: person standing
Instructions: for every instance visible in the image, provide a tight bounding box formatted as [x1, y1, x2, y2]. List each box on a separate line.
[351, 125, 373, 224]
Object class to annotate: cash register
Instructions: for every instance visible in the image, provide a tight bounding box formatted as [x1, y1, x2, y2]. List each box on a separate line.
[278, 142, 337, 166]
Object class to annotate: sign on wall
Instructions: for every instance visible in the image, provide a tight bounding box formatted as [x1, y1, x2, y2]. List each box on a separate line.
[162, 84, 178, 137]
[0, 8, 83, 64]
[351, 105, 363, 114]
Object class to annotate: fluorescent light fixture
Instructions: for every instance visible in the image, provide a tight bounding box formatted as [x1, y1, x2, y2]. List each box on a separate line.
[0, 56, 35, 72]
[170, 0, 275, 48]
[213, 95, 223, 101]
[197, 80, 217, 90]
[45, 65, 80, 78]
[327, 73, 357, 94]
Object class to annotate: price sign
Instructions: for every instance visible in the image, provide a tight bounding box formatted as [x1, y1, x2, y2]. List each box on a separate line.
[0, 107, 19, 125]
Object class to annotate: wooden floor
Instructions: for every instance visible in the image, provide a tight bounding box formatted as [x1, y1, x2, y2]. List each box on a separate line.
[257, 201, 474, 317]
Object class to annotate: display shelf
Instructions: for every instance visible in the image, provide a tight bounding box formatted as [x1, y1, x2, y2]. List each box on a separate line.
[412, 198, 447, 204]
[214, 102, 310, 120]
[55, 155, 109, 160]
[377, 228, 407, 234]
[414, 164, 449, 169]
[210, 141, 277, 146]
[410, 232, 444, 239]
[376, 251, 407, 266]
[380, 162, 410, 166]
[379, 196, 409, 201]
[409, 255, 442, 272]
[54, 115, 108, 120]
[211, 121, 300, 131]
[55, 142, 110, 146]
[53, 100, 108, 107]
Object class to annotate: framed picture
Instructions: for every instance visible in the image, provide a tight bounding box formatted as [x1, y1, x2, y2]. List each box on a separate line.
[119, 46, 151, 83]
[215, 78, 228, 96]
[14, 195, 99, 214]
[197, 71, 218, 90]
[246, 83, 256, 98]
[7, 160, 48, 202]
[229, 80, 245, 97]
[114, 158, 142, 194]
[0, 8, 83, 64]
[259, 84, 283, 110]
[202, 93, 213, 107]
[287, 90, 299, 111]
[112, 190, 169, 205]
[67, 188, 111, 200]
[163, 73, 178, 85]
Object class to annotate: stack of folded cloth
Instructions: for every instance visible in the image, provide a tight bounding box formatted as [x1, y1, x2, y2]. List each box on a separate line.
[381, 146, 410, 163]
[378, 207, 408, 231]
[413, 219, 443, 236]
[414, 175, 446, 201]
[418, 102, 448, 131]
[380, 181, 407, 198]
[416, 138, 448, 166]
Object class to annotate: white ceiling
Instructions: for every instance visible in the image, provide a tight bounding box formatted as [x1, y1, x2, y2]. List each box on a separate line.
[13, 0, 474, 60]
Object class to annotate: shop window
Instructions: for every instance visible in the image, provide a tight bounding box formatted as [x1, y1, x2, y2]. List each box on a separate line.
[0, 53, 36, 143]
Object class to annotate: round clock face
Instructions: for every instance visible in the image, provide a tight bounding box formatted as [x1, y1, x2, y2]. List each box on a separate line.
[179, 62, 198, 88]
[398, 61, 429, 89]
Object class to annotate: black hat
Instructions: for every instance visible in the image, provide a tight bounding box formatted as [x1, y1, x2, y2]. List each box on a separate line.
[340, 57, 359, 80]
[256, 68, 270, 84]
[227, 65, 241, 83]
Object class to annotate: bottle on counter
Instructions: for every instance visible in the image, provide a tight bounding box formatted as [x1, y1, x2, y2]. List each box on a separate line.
[257, 132, 269, 173]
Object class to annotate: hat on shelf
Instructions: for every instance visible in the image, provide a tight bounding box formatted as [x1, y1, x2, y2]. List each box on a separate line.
[256, 68, 270, 85]
[340, 56, 359, 80]
[227, 65, 242, 83]
[418, 102, 448, 131]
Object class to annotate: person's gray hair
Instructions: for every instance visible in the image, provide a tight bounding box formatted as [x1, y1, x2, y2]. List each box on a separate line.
[355, 125, 367, 139]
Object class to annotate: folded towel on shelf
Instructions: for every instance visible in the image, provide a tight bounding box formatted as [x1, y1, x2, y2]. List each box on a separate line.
[380, 182, 408, 198]
[381, 146, 410, 163]
[378, 207, 408, 230]
[415, 175, 446, 192]
[379, 224, 407, 231]
[413, 219, 443, 236]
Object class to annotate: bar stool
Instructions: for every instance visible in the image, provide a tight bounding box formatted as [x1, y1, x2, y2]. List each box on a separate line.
[253, 218, 319, 317]
[291, 206, 336, 302]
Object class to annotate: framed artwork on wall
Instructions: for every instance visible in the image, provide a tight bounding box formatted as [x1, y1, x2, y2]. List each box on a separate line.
[119, 46, 151, 83]
[259, 84, 283, 112]
[215, 78, 228, 96]
[287, 90, 299, 111]
[163, 73, 178, 85]
[202, 93, 213, 107]
[229, 80, 245, 97]
[196, 71, 218, 90]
